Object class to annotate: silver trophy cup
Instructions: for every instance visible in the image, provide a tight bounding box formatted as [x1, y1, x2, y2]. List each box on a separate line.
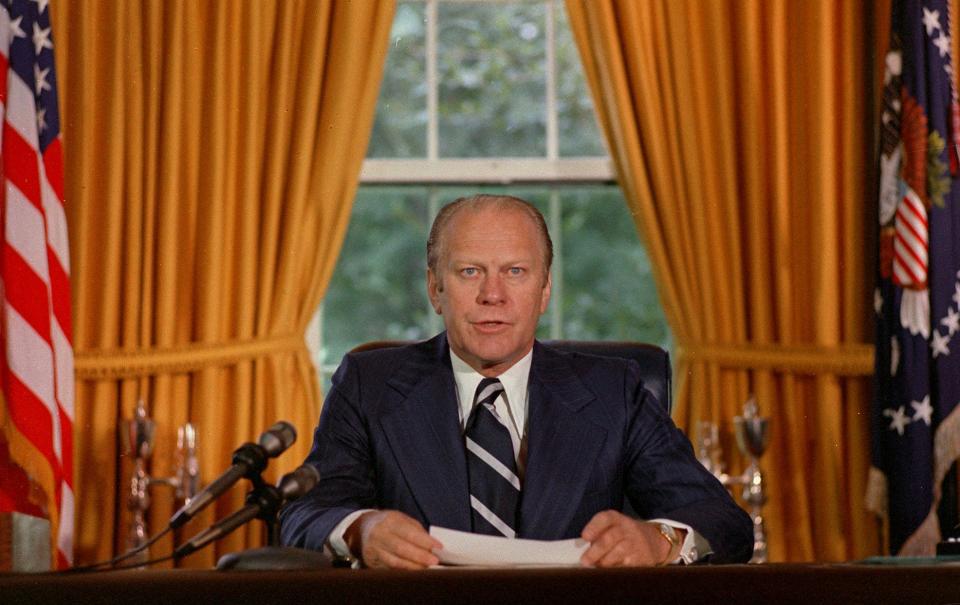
[733, 397, 770, 563]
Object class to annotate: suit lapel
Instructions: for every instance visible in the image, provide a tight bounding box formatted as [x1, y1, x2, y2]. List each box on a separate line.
[377, 335, 472, 531]
[520, 343, 607, 539]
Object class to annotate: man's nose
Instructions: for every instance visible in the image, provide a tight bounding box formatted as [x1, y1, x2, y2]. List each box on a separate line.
[477, 274, 506, 304]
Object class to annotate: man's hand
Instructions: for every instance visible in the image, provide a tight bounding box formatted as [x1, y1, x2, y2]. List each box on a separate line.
[580, 510, 683, 567]
[344, 510, 442, 569]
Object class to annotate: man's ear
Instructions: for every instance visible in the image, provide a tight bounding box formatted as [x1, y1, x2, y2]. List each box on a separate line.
[427, 268, 443, 314]
[539, 271, 552, 314]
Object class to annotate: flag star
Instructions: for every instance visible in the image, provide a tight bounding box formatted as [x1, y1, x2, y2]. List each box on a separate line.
[943, 308, 960, 335]
[953, 282, 960, 305]
[874, 288, 884, 315]
[884, 406, 911, 435]
[934, 33, 952, 57]
[32, 0, 50, 15]
[34, 64, 51, 96]
[923, 7, 942, 35]
[931, 330, 950, 357]
[10, 15, 26, 39]
[32, 22, 53, 56]
[890, 335, 900, 376]
[911, 396, 933, 426]
[36, 107, 47, 133]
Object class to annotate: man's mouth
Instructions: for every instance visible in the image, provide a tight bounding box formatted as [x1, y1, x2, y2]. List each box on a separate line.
[472, 320, 510, 332]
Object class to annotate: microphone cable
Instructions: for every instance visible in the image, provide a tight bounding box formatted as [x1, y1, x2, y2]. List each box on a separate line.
[108, 550, 178, 572]
[63, 525, 173, 573]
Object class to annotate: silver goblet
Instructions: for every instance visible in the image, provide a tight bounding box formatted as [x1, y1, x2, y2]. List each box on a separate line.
[733, 397, 770, 563]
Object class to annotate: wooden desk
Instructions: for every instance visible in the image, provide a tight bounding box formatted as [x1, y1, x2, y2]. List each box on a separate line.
[2, 563, 959, 605]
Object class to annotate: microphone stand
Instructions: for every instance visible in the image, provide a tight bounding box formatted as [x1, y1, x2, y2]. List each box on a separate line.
[214, 474, 331, 570]
[246, 474, 280, 547]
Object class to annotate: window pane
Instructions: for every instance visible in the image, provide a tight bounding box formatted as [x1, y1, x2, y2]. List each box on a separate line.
[559, 187, 670, 348]
[437, 2, 546, 157]
[322, 187, 433, 367]
[367, 2, 427, 158]
[555, 7, 607, 157]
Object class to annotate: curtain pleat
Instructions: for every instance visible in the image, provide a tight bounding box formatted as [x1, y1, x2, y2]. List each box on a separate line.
[50, 0, 395, 566]
[567, 0, 882, 561]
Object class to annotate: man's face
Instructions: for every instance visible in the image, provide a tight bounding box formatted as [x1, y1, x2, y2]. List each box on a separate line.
[427, 205, 551, 377]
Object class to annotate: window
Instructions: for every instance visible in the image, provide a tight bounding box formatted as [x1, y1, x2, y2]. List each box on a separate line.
[310, 0, 669, 390]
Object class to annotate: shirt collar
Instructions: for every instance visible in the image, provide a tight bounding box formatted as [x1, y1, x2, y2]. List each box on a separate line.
[449, 346, 533, 432]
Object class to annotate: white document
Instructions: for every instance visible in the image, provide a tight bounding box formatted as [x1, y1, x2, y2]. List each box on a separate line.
[429, 526, 589, 567]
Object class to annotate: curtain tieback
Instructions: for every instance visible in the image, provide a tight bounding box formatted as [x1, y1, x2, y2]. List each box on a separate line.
[74, 333, 305, 380]
[675, 341, 875, 376]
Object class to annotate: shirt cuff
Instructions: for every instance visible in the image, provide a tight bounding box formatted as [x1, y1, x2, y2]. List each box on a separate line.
[648, 518, 713, 564]
[328, 509, 374, 561]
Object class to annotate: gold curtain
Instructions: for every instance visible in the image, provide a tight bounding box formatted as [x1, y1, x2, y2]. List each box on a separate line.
[50, 0, 394, 566]
[567, 0, 881, 561]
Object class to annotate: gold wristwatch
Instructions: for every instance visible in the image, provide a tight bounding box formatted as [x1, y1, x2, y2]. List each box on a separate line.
[654, 522, 681, 566]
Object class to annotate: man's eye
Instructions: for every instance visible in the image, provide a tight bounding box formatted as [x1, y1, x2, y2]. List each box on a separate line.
[461, 267, 478, 276]
[508, 267, 524, 276]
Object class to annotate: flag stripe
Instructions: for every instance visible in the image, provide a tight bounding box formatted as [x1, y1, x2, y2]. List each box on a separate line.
[47, 250, 70, 340]
[894, 233, 927, 269]
[3, 66, 38, 152]
[42, 140, 64, 207]
[899, 189, 928, 224]
[892, 257, 922, 286]
[5, 182, 49, 278]
[5, 370, 57, 472]
[5, 304, 57, 422]
[3, 123, 42, 208]
[0, 52, 8, 107]
[40, 154, 68, 270]
[895, 211, 929, 252]
[57, 485, 73, 553]
[4, 243, 52, 341]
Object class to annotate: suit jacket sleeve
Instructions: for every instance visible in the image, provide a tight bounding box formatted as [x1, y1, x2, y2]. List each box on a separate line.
[620, 361, 754, 563]
[279, 353, 376, 551]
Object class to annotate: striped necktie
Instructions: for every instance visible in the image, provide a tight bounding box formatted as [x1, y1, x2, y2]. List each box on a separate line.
[465, 377, 520, 538]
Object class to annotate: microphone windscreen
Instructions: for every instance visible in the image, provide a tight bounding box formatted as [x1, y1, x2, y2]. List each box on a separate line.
[278, 464, 321, 501]
[259, 421, 297, 457]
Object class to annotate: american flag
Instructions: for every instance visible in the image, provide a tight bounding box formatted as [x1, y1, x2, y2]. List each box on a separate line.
[871, 0, 960, 555]
[0, 0, 73, 568]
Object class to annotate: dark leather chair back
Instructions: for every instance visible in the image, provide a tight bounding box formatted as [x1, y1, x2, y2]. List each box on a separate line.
[543, 341, 671, 413]
[350, 339, 672, 413]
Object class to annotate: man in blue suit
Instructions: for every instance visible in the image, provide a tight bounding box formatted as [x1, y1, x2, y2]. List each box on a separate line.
[280, 194, 752, 568]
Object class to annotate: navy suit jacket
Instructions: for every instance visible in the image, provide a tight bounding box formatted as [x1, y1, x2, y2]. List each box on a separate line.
[280, 333, 752, 563]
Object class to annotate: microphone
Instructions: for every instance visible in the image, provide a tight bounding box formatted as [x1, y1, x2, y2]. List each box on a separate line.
[275, 463, 322, 500]
[169, 421, 296, 529]
[174, 463, 320, 558]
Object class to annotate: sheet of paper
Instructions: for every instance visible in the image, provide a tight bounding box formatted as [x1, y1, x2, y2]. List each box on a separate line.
[429, 526, 589, 567]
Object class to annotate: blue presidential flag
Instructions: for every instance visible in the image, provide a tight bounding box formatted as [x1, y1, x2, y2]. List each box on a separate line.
[871, 0, 960, 555]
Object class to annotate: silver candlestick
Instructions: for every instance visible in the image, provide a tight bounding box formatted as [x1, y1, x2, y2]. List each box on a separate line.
[121, 401, 154, 565]
[696, 396, 770, 563]
[121, 400, 201, 562]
